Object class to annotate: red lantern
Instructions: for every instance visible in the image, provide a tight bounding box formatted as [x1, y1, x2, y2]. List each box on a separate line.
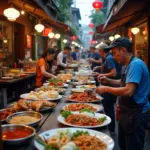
[88, 23, 94, 28]
[92, 0, 103, 11]
[89, 31, 93, 35]
[71, 36, 77, 41]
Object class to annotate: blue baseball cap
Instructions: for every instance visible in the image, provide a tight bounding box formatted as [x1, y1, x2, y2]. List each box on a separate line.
[104, 37, 133, 51]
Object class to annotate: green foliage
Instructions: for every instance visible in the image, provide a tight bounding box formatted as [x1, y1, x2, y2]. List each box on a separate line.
[71, 26, 77, 35]
[89, 9, 105, 27]
[55, 0, 72, 22]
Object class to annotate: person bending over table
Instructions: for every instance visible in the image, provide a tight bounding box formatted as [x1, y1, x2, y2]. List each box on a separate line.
[56, 46, 71, 72]
[96, 37, 150, 150]
[94, 43, 118, 134]
[36, 48, 57, 87]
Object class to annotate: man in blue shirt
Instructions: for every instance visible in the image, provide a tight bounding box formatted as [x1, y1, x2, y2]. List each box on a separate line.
[71, 46, 80, 61]
[96, 37, 150, 150]
[89, 46, 102, 69]
[93, 43, 119, 133]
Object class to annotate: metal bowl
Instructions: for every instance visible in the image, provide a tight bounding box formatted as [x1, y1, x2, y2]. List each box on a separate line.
[2, 124, 35, 146]
[6, 111, 43, 126]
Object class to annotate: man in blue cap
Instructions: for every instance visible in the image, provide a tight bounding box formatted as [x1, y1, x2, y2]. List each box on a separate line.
[96, 37, 150, 150]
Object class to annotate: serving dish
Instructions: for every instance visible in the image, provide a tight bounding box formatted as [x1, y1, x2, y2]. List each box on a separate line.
[6, 111, 43, 126]
[34, 128, 114, 150]
[58, 112, 111, 128]
[2, 124, 35, 146]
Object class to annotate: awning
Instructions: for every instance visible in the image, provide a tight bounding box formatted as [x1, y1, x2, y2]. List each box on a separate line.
[101, 0, 150, 33]
[12, 0, 72, 33]
[96, 24, 104, 33]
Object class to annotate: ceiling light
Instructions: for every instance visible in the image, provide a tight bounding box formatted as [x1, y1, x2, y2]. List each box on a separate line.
[63, 39, 67, 43]
[21, 10, 25, 15]
[114, 34, 121, 39]
[35, 22, 45, 32]
[4, 8, 20, 21]
[109, 36, 114, 41]
[48, 32, 54, 38]
[54, 33, 61, 39]
[131, 27, 140, 35]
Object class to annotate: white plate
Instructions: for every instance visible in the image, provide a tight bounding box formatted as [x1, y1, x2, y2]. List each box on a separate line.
[34, 128, 114, 150]
[62, 103, 103, 112]
[58, 112, 111, 128]
[43, 83, 69, 88]
[68, 64, 79, 67]
[67, 94, 103, 103]
[76, 85, 96, 89]
[20, 93, 62, 101]
[1, 77, 13, 80]
[71, 88, 85, 93]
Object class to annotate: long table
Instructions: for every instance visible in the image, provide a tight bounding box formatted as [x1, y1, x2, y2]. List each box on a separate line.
[0, 74, 36, 108]
[2, 85, 110, 150]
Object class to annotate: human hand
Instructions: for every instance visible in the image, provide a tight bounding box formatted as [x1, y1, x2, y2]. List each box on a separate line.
[93, 66, 99, 72]
[52, 75, 57, 79]
[92, 72, 99, 77]
[97, 74, 109, 84]
[89, 58, 94, 62]
[96, 86, 107, 94]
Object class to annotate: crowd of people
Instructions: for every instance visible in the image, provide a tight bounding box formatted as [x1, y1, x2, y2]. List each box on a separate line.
[35, 37, 150, 150]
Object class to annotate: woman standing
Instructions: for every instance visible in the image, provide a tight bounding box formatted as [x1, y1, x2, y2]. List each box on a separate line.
[36, 48, 57, 87]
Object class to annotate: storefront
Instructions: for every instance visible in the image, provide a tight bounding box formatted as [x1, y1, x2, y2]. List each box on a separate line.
[98, 0, 150, 70]
[128, 22, 148, 65]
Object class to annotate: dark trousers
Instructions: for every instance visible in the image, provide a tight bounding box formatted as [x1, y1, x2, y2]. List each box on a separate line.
[118, 115, 145, 150]
[93, 68, 101, 86]
[102, 92, 116, 131]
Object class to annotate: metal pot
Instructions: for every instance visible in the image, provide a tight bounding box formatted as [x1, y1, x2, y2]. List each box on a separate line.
[2, 67, 9, 76]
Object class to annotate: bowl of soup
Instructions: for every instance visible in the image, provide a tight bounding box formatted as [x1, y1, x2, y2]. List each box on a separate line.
[2, 124, 36, 146]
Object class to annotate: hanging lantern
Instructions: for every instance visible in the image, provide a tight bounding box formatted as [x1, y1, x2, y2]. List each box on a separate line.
[109, 36, 114, 42]
[63, 39, 67, 43]
[114, 34, 121, 39]
[88, 23, 94, 28]
[92, 0, 103, 11]
[35, 22, 45, 33]
[71, 36, 77, 41]
[48, 32, 54, 38]
[89, 31, 93, 35]
[54, 33, 61, 39]
[131, 27, 140, 35]
[3, 8, 20, 21]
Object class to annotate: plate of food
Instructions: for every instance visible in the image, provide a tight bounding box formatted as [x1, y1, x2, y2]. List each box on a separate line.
[46, 78, 66, 87]
[76, 84, 96, 89]
[58, 111, 111, 128]
[1, 77, 13, 80]
[43, 83, 69, 88]
[67, 91, 103, 103]
[0, 108, 12, 122]
[63, 103, 103, 112]
[34, 128, 114, 150]
[6, 111, 43, 126]
[20, 91, 62, 101]
[6, 99, 56, 112]
[71, 88, 85, 93]
[35, 86, 65, 95]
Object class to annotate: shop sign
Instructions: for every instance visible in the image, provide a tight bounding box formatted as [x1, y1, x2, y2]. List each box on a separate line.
[43, 28, 52, 36]
[26, 35, 32, 49]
